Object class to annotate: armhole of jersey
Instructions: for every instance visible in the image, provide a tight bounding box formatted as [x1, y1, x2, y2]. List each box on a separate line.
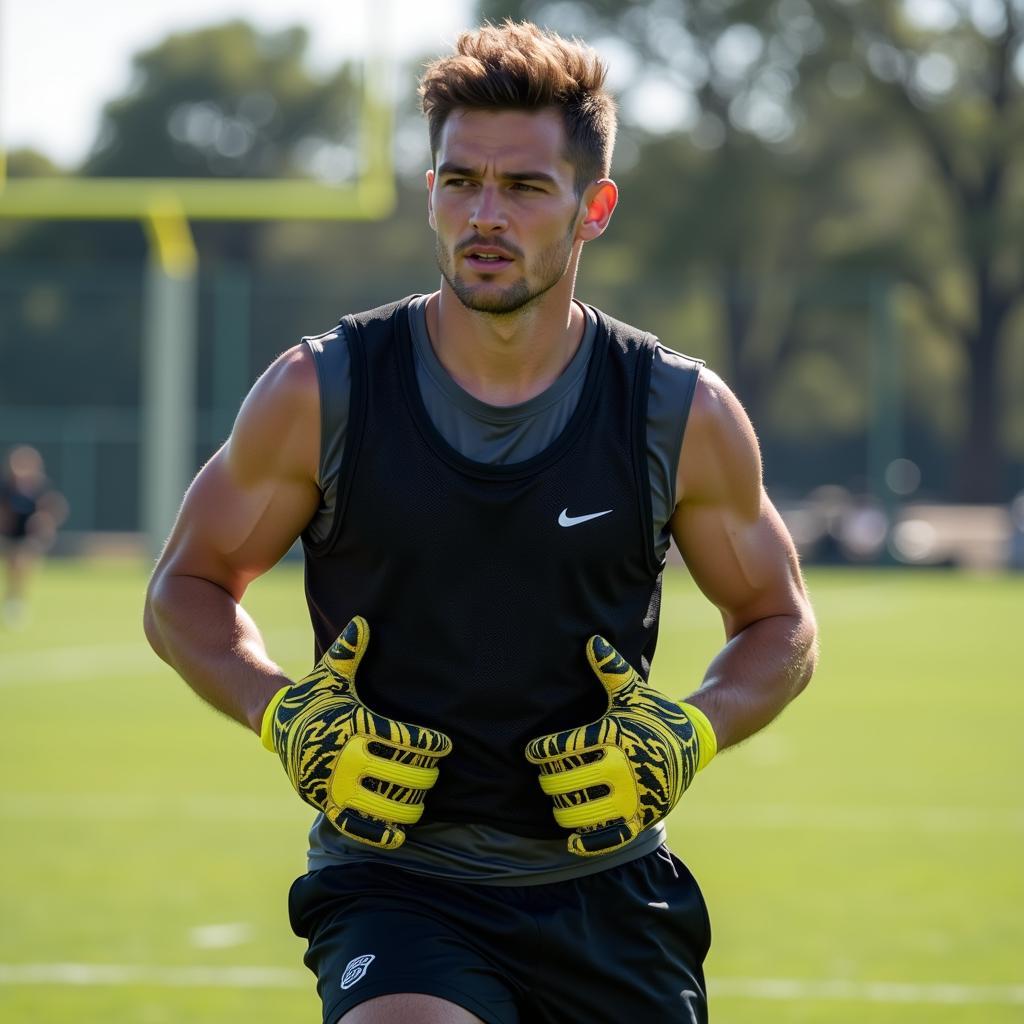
[631, 337, 661, 576]
[301, 319, 366, 557]
[665, 354, 703, 512]
[645, 347, 704, 567]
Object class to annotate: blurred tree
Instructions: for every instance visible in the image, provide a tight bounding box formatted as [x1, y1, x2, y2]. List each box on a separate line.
[479, 0, 1024, 499]
[817, 1, 1024, 500]
[3, 149, 64, 177]
[478, 0, 847, 430]
[91, 19, 362, 265]
[85, 21, 359, 184]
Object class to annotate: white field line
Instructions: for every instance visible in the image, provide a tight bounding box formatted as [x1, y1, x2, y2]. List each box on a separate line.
[0, 630, 312, 686]
[686, 804, 1024, 834]
[0, 794, 302, 822]
[710, 977, 1024, 1005]
[0, 642, 153, 685]
[0, 965, 1021, 1005]
[1, 795, 1020, 833]
[0, 963, 306, 988]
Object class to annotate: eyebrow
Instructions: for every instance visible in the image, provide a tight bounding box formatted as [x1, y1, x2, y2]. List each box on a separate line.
[436, 162, 560, 186]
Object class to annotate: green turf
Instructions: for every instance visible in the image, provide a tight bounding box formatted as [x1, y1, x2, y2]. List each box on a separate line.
[0, 560, 1021, 1022]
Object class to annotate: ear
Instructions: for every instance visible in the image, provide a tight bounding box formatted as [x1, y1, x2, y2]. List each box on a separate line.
[575, 179, 618, 243]
[426, 168, 436, 230]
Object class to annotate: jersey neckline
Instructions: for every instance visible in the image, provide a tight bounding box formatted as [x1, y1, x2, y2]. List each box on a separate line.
[407, 293, 597, 426]
[395, 296, 610, 481]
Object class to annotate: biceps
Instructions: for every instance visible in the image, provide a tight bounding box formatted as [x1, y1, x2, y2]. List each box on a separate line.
[157, 449, 320, 597]
[672, 490, 805, 636]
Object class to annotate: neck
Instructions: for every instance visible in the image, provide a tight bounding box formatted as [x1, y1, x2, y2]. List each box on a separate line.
[426, 266, 585, 407]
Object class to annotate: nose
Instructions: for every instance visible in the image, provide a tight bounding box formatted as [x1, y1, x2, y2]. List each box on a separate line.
[469, 185, 508, 234]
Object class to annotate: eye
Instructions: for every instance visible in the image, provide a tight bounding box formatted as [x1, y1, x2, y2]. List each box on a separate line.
[511, 182, 540, 192]
[443, 177, 475, 188]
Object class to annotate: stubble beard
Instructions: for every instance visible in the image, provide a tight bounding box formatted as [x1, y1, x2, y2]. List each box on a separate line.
[436, 223, 577, 316]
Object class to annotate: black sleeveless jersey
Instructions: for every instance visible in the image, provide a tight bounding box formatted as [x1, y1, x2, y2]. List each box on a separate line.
[301, 296, 666, 838]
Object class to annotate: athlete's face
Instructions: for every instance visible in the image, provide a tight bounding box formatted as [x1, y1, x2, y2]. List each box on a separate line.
[427, 108, 613, 315]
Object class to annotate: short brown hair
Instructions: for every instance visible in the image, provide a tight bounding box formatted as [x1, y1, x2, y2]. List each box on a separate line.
[419, 20, 617, 194]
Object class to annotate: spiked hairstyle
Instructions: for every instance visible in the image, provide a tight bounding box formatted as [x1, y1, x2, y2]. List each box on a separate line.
[419, 20, 617, 194]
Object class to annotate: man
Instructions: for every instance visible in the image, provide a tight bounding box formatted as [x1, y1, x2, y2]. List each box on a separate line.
[145, 21, 817, 1024]
[1, 444, 67, 627]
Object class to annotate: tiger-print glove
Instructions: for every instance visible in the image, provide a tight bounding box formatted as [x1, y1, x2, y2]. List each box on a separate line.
[260, 616, 452, 850]
[525, 636, 717, 857]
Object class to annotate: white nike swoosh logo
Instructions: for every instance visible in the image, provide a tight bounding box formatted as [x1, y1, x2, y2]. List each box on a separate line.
[648, 901, 670, 910]
[558, 508, 613, 527]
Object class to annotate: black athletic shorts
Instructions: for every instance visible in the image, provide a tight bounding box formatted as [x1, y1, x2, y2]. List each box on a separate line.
[1, 515, 30, 542]
[288, 846, 712, 1024]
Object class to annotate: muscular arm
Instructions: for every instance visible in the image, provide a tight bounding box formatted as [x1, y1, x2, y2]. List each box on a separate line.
[671, 370, 818, 751]
[143, 345, 321, 734]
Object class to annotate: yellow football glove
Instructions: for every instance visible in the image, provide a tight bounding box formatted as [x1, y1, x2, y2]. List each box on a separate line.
[260, 615, 452, 850]
[526, 636, 717, 857]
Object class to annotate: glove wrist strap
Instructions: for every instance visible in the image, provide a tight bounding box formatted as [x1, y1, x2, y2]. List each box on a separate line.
[679, 701, 718, 772]
[259, 685, 291, 752]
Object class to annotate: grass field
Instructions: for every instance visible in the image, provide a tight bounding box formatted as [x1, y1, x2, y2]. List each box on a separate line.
[0, 559, 1021, 1023]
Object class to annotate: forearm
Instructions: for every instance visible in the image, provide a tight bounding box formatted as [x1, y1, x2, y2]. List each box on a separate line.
[683, 609, 818, 752]
[144, 572, 291, 734]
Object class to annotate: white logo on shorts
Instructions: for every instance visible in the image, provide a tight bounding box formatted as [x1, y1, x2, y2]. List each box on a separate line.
[340, 953, 375, 990]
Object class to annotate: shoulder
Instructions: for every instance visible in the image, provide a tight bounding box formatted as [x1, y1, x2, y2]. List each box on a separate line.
[651, 342, 703, 389]
[229, 343, 320, 485]
[584, 304, 659, 352]
[647, 343, 704, 452]
[301, 325, 344, 358]
[250, 342, 319, 406]
[302, 295, 417, 364]
[588, 310, 703, 380]
[676, 368, 761, 514]
[346, 295, 419, 333]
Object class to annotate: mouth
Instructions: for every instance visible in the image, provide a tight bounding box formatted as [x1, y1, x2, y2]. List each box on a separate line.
[461, 247, 515, 272]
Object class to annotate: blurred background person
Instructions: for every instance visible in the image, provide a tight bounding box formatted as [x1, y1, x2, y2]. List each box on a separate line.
[1010, 491, 1024, 571]
[0, 444, 68, 626]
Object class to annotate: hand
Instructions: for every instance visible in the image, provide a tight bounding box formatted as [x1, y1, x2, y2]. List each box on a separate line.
[525, 636, 716, 857]
[261, 616, 452, 850]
